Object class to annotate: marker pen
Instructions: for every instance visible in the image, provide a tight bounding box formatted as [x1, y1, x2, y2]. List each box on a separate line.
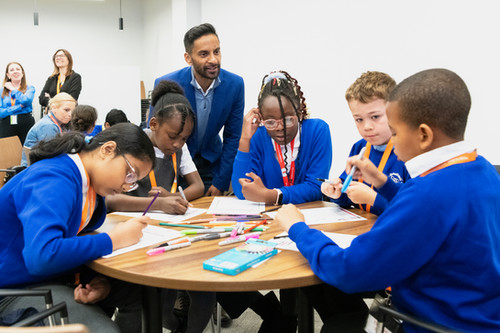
[154, 237, 190, 248]
[316, 178, 336, 185]
[181, 227, 227, 235]
[146, 241, 191, 256]
[218, 232, 261, 246]
[341, 146, 366, 193]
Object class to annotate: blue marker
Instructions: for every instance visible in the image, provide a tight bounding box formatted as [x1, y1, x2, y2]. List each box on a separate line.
[341, 146, 366, 193]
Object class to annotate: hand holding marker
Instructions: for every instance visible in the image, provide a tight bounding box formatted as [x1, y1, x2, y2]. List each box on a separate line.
[341, 147, 366, 193]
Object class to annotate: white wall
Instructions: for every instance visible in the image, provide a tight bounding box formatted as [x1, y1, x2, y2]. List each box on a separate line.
[199, 0, 500, 176]
[2, 0, 500, 176]
[0, 0, 144, 125]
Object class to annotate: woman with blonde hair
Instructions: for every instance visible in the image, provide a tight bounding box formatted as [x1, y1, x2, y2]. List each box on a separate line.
[0, 61, 35, 144]
[38, 49, 82, 110]
[22, 92, 77, 166]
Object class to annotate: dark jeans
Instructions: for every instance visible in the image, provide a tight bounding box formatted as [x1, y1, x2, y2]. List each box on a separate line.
[0, 113, 35, 145]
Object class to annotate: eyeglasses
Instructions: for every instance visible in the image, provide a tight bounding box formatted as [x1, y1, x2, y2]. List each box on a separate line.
[121, 154, 139, 192]
[54, 54, 66, 59]
[261, 115, 297, 130]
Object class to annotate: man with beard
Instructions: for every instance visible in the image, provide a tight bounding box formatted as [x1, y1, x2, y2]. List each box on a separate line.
[151, 23, 245, 197]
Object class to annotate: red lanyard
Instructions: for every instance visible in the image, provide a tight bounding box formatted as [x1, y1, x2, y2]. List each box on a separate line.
[48, 112, 63, 133]
[420, 151, 477, 177]
[274, 139, 295, 187]
[358, 139, 394, 213]
[149, 152, 177, 193]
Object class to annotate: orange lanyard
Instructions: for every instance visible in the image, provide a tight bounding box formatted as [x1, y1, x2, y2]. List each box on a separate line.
[420, 151, 477, 177]
[149, 152, 177, 193]
[10, 93, 15, 106]
[48, 112, 63, 133]
[79, 166, 96, 234]
[56, 74, 63, 94]
[358, 139, 393, 213]
[274, 139, 295, 187]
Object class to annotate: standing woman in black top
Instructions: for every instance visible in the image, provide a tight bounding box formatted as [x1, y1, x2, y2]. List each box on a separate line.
[39, 49, 82, 111]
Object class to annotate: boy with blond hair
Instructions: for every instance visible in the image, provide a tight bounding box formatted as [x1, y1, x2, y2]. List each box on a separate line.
[277, 68, 500, 332]
[326, 71, 409, 215]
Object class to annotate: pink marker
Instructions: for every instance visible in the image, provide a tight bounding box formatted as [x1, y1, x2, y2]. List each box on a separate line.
[146, 241, 191, 256]
[218, 232, 261, 246]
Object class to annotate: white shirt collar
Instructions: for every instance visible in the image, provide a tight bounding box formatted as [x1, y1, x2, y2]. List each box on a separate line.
[67, 153, 88, 191]
[405, 141, 475, 178]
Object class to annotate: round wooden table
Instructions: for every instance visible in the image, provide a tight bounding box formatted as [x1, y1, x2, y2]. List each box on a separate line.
[88, 197, 376, 333]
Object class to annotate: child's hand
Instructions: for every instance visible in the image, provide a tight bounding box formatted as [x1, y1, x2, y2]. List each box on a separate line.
[108, 216, 149, 250]
[74, 275, 111, 304]
[158, 196, 189, 214]
[321, 178, 342, 199]
[344, 181, 377, 205]
[347, 158, 387, 189]
[239, 172, 275, 203]
[275, 204, 305, 232]
[239, 108, 262, 152]
[149, 186, 169, 197]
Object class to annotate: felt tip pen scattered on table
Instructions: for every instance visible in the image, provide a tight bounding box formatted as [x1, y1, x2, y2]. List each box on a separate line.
[154, 237, 190, 248]
[142, 191, 160, 216]
[196, 232, 232, 241]
[178, 186, 187, 201]
[159, 223, 207, 229]
[243, 219, 267, 234]
[146, 241, 191, 256]
[341, 146, 366, 193]
[316, 178, 336, 185]
[218, 232, 261, 246]
[181, 227, 227, 235]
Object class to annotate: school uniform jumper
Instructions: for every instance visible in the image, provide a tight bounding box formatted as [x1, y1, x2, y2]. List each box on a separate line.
[0, 154, 111, 288]
[289, 153, 500, 333]
[0, 86, 36, 144]
[333, 138, 410, 215]
[232, 118, 332, 204]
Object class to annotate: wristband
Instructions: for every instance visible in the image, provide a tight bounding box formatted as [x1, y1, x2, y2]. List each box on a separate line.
[274, 188, 283, 205]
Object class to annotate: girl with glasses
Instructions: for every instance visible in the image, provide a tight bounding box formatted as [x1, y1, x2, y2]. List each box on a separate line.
[232, 70, 332, 205]
[0, 123, 155, 332]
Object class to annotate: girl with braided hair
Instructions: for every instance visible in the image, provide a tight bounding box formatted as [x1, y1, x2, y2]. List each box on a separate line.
[232, 70, 332, 205]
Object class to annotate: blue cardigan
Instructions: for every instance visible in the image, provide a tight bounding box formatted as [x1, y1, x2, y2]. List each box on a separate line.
[289, 156, 500, 332]
[153, 67, 245, 191]
[0, 154, 112, 288]
[232, 118, 332, 204]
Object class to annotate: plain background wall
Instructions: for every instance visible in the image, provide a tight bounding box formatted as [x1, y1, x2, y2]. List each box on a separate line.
[2, 0, 499, 177]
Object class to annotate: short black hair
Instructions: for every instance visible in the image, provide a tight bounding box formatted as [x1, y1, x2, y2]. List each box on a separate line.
[388, 68, 471, 140]
[184, 23, 218, 54]
[105, 109, 128, 127]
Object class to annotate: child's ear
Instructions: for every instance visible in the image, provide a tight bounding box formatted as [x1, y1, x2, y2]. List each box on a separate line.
[100, 141, 118, 159]
[418, 124, 434, 151]
[149, 117, 159, 131]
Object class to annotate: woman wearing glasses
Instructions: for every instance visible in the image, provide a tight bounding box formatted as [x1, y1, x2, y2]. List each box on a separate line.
[38, 49, 82, 111]
[232, 70, 332, 205]
[0, 123, 155, 332]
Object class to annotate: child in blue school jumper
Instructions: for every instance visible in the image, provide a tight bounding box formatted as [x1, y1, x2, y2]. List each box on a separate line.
[232, 70, 332, 205]
[219, 71, 333, 333]
[276, 68, 500, 333]
[106, 80, 212, 333]
[326, 71, 410, 216]
[0, 123, 156, 332]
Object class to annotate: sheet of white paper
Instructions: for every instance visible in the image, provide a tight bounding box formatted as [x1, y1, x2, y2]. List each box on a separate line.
[274, 232, 357, 252]
[102, 225, 182, 258]
[266, 205, 365, 225]
[206, 197, 264, 215]
[110, 207, 206, 222]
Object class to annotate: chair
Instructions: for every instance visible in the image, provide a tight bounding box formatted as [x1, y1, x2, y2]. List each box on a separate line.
[0, 136, 23, 188]
[494, 165, 500, 175]
[0, 289, 72, 330]
[369, 294, 458, 333]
